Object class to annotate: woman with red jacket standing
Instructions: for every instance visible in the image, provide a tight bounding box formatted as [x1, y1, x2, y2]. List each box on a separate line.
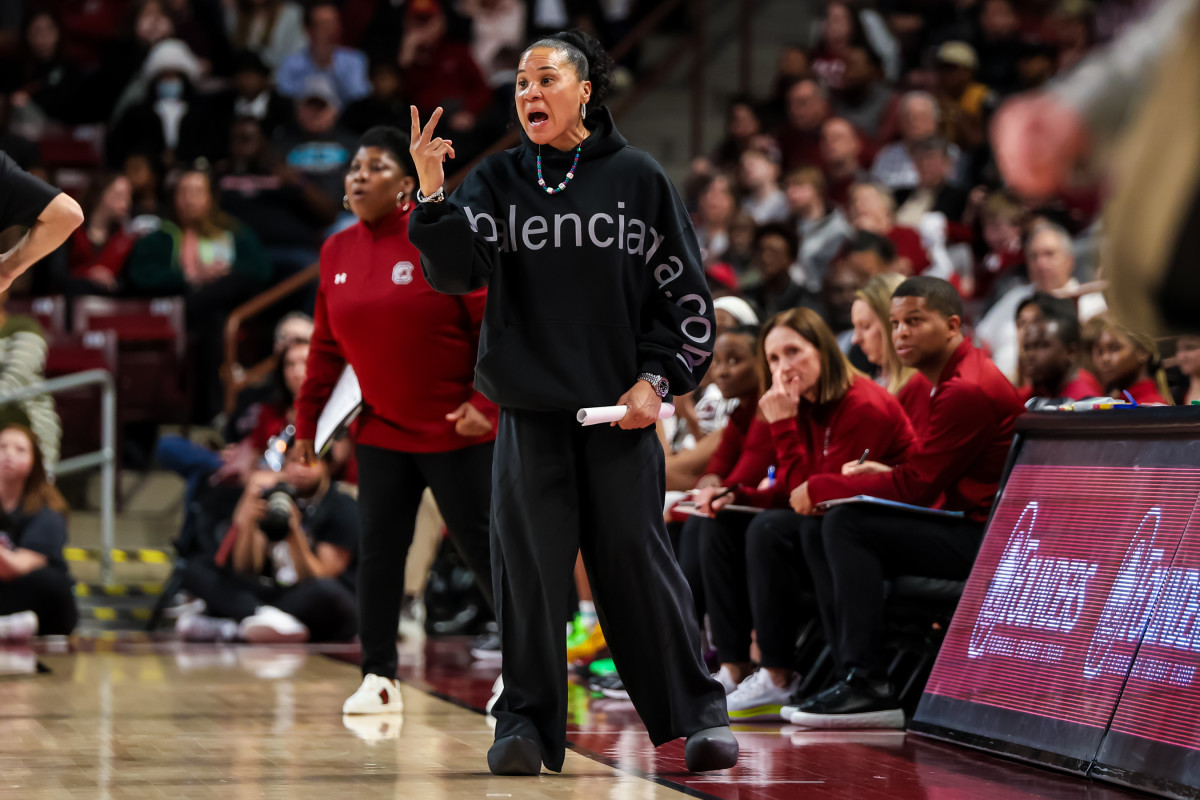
[292, 126, 497, 716]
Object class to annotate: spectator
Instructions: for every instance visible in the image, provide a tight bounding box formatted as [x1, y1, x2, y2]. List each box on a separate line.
[831, 42, 898, 144]
[224, 0, 306, 72]
[84, 0, 176, 124]
[975, 222, 1105, 382]
[933, 41, 991, 152]
[163, 0, 230, 76]
[718, 211, 756, 277]
[212, 50, 294, 149]
[276, 74, 360, 212]
[809, 0, 860, 90]
[1017, 297, 1102, 402]
[741, 222, 816, 318]
[974, 0, 1023, 94]
[106, 38, 216, 174]
[765, 45, 810, 127]
[790, 277, 1023, 729]
[67, 173, 138, 295]
[0, 292, 61, 471]
[457, 0, 527, 88]
[1091, 314, 1173, 404]
[820, 255, 871, 353]
[0, 424, 77, 639]
[1, 11, 84, 126]
[696, 308, 913, 720]
[398, 0, 494, 156]
[850, 272, 933, 430]
[524, 0, 609, 42]
[870, 91, 963, 191]
[49, 0, 128, 68]
[123, 152, 165, 220]
[784, 167, 853, 292]
[223, 312, 314, 446]
[841, 230, 896, 278]
[276, 1, 370, 107]
[217, 116, 337, 279]
[738, 147, 788, 224]
[894, 138, 969, 228]
[710, 95, 770, 174]
[341, 58, 411, 134]
[969, 189, 1025, 302]
[176, 446, 360, 643]
[1173, 335, 1200, 406]
[1015, 39, 1058, 92]
[777, 78, 831, 172]
[126, 168, 271, 420]
[692, 173, 738, 265]
[847, 182, 930, 275]
[819, 116, 868, 209]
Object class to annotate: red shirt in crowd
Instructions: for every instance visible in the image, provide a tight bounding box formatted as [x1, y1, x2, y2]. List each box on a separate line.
[1121, 377, 1170, 405]
[68, 226, 136, 281]
[1016, 369, 1104, 404]
[294, 205, 498, 453]
[808, 339, 1024, 522]
[738, 374, 914, 508]
[403, 40, 493, 119]
[701, 398, 774, 488]
[887, 225, 930, 275]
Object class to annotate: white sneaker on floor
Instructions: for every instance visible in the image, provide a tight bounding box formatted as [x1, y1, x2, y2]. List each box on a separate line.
[0, 611, 38, 641]
[726, 669, 801, 722]
[343, 712, 405, 740]
[486, 674, 503, 715]
[343, 674, 405, 714]
[176, 612, 238, 642]
[714, 665, 740, 695]
[239, 606, 310, 644]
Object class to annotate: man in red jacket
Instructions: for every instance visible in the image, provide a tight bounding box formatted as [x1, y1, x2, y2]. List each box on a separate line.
[787, 276, 1023, 729]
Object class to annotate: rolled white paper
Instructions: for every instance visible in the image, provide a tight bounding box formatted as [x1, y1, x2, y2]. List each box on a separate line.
[577, 403, 676, 426]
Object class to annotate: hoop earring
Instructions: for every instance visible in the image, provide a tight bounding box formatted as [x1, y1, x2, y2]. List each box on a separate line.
[580, 103, 587, 120]
[342, 195, 351, 211]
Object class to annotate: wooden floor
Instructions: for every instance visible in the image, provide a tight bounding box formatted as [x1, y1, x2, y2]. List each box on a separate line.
[0, 636, 1151, 800]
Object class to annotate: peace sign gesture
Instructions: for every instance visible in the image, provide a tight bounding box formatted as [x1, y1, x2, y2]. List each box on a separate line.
[410, 105, 457, 198]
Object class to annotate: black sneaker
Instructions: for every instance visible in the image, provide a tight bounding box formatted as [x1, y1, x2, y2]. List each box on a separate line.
[588, 673, 629, 700]
[786, 671, 904, 729]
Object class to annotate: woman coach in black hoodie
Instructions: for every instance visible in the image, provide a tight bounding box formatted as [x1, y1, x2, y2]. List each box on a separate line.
[408, 31, 737, 777]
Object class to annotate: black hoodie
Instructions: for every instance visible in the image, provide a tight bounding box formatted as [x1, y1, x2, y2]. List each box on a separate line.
[409, 107, 715, 412]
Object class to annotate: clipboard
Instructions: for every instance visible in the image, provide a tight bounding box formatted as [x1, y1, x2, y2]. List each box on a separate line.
[672, 501, 764, 516]
[815, 495, 964, 518]
[315, 365, 363, 457]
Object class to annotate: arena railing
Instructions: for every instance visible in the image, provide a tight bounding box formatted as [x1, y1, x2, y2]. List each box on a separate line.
[0, 369, 117, 583]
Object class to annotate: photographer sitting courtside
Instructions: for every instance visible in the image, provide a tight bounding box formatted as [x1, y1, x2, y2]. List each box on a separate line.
[176, 444, 359, 643]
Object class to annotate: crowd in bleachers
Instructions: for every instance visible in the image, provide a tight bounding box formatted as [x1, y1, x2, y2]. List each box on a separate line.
[0, 0, 1194, 733]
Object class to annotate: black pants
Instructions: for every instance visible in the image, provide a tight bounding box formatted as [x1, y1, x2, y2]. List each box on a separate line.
[356, 441, 494, 679]
[801, 505, 984, 675]
[0, 568, 78, 635]
[695, 511, 754, 665]
[491, 410, 727, 772]
[669, 518, 705, 630]
[745, 510, 819, 669]
[182, 560, 357, 642]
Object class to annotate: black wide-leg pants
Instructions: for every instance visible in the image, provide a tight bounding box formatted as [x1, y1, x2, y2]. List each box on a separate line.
[490, 409, 728, 772]
[356, 441, 496, 679]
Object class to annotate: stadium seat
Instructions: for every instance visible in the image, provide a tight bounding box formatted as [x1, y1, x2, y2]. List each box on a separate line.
[44, 330, 118, 461]
[7, 295, 67, 337]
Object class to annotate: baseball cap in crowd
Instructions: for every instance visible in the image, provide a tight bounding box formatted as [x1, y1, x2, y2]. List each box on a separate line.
[299, 74, 342, 111]
[935, 41, 979, 71]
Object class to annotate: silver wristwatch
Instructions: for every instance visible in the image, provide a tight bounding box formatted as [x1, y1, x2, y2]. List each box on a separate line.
[638, 372, 670, 398]
[417, 185, 446, 204]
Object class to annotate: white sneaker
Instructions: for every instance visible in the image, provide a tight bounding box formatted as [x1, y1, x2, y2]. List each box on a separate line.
[176, 612, 238, 642]
[239, 606, 310, 644]
[343, 674, 405, 714]
[343, 713, 405, 741]
[726, 669, 801, 722]
[714, 665, 740, 695]
[486, 674, 503, 715]
[0, 611, 38, 641]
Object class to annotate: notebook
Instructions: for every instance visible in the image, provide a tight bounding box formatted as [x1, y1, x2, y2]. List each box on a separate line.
[814, 495, 965, 518]
[315, 365, 363, 457]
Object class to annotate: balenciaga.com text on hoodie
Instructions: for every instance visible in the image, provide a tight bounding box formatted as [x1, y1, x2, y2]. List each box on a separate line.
[409, 106, 715, 412]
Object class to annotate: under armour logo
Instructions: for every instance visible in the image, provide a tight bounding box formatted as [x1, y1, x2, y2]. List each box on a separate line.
[392, 262, 414, 285]
[334, 273, 347, 284]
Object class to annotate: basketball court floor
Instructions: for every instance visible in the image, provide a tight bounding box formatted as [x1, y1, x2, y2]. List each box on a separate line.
[0, 634, 1148, 799]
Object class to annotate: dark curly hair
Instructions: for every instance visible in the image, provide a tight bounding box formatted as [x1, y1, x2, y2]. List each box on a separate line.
[523, 29, 614, 108]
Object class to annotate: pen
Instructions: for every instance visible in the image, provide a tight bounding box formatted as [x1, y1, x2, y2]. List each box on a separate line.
[858, 449, 870, 465]
[1122, 390, 1138, 407]
[766, 466, 776, 488]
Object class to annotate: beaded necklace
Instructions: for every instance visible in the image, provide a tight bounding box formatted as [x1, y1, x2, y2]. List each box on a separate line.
[536, 143, 582, 195]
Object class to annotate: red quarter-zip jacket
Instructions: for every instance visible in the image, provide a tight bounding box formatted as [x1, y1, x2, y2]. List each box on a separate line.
[808, 339, 1023, 522]
[294, 205, 498, 453]
[701, 397, 774, 488]
[737, 374, 915, 508]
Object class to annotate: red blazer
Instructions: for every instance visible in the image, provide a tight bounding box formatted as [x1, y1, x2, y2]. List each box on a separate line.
[808, 339, 1024, 522]
[738, 374, 915, 508]
[294, 205, 498, 453]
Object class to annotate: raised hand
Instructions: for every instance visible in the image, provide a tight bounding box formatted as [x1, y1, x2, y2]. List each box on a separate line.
[409, 106, 456, 198]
